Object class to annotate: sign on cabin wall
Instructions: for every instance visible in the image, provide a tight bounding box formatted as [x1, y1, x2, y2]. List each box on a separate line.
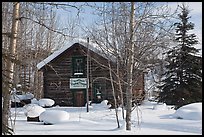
[70, 78, 87, 89]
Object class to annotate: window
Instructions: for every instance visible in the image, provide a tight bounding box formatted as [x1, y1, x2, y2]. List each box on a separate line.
[93, 83, 105, 103]
[72, 56, 85, 76]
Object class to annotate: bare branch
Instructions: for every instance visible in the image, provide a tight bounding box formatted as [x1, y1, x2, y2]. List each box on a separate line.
[19, 16, 77, 39]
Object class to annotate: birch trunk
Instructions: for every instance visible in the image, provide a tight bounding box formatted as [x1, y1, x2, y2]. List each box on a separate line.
[2, 2, 20, 135]
[108, 61, 120, 128]
[126, 2, 135, 131]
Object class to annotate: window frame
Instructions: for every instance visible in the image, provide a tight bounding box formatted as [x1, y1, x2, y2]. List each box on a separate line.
[72, 56, 85, 77]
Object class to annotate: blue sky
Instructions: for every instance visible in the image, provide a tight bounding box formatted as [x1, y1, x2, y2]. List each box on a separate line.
[56, 2, 202, 55]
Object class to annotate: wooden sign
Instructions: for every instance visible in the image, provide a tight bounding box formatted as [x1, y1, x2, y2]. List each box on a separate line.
[70, 78, 87, 89]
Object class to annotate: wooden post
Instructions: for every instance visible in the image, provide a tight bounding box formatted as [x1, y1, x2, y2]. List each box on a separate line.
[86, 37, 90, 112]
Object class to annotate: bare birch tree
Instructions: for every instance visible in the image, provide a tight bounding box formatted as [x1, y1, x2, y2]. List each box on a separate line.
[2, 2, 85, 134]
[2, 2, 20, 135]
[84, 2, 176, 130]
[125, 2, 135, 130]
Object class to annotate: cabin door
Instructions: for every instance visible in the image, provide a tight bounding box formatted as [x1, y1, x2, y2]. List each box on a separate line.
[74, 91, 85, 107]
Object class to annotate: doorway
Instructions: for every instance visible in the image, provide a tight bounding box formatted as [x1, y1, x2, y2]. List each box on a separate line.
[74, 91, 85, 107]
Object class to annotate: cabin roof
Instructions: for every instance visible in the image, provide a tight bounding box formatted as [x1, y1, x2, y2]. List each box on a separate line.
[37, 39, 111, 70]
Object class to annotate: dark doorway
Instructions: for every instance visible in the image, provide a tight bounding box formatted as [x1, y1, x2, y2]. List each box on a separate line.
[74, 91, 85, 107]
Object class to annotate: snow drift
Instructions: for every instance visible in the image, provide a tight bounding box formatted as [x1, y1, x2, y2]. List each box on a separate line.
[39, 110, 70, 124]
[173, 102, 202, 120]
[23, 104, 45, 117]
[38, 98, 55, 107]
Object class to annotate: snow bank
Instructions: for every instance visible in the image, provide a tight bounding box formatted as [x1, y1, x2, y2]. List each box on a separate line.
[39, 110, 70, 124]
[173, 102, 202, 120]
[31, 98, 39, 105]
[38, 98, 55, 107]
[23, 104, 46, 118]
[152, 103, 168, 110]
[100, 100, 112, 109]
[10, 92, 34, 102]
[85, 101, 93, 109]
[88, 100, 111, 110]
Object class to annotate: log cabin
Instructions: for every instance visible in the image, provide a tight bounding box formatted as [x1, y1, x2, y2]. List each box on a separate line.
[37, 41, 145, 107]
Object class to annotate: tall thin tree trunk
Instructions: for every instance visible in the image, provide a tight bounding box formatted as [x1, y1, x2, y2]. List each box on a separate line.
[108, 61, 120, 128]
[117, 67, 125, 119]
[126, 2, 135, 131]
[111, 2, 125, 120]
[2, 2, 20, 135]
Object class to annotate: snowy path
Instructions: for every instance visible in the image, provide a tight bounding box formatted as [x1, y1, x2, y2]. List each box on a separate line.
[11, 101, 202, 135]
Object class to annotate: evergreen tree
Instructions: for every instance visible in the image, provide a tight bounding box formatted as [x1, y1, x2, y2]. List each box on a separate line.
[157, 4, 202, 109]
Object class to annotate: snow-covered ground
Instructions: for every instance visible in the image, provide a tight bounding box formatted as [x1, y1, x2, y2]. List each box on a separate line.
[10, 100, 202, 135]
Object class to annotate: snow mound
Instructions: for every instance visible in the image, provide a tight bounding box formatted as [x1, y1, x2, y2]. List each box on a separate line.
[23, 104, 45, 117]
[100, 100, 111, 109]
[11, 92, 34, 102]
[38, 98, 55, 107]
[31, 98, 39, 104]
[173, 102, 202, 120]
[85, 101, 93, 109]
[152, 103, 167, 110]
[39, 110, 70, 124]
[142, 100, 155, 106]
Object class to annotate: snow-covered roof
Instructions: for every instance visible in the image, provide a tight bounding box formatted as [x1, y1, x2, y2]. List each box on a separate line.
[37, 39, 110, 70]
[37, 39, 78, 70]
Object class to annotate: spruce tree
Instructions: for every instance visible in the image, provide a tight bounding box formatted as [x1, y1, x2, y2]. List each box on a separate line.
[157, 4, 202, 109]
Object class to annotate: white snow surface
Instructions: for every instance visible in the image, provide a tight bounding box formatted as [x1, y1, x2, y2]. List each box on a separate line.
[39, 110, 70, 124]
[152, 102, 168, 110]
[23, 104, 45, 118]
[10, 100, 202, 135]
[38, 98, 55, 107]
[99, 100, 112, 109]
[31, 98, 39, 105]
[10, 92, 34, 102]
[173, 102, 202, 120]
